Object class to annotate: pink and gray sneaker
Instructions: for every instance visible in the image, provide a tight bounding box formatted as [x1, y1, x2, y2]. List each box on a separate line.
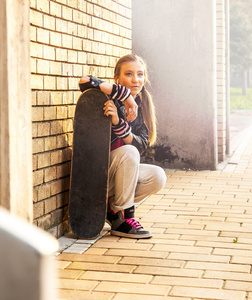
[110, 206, 152, 239]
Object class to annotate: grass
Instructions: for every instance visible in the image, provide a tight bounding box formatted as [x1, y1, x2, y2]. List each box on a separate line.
[230, 88, 252, 110]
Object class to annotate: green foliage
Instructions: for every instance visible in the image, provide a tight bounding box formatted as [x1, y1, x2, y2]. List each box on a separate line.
[230, 0, 252, 72]
[230, 88, 252, 110]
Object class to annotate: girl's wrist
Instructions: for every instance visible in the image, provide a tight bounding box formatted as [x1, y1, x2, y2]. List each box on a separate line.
[112, 116, 119, 126]
[112, 118, 131, 139]
[88, 75, 103, 88]
[79, 75, 104, 92]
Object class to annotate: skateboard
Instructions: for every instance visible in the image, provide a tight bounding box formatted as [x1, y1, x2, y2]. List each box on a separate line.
[69, 89, 111, 239]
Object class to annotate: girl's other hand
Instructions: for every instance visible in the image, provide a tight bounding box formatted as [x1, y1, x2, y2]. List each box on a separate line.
[124, 96, 138, 122]
[103, 100, 119, 125]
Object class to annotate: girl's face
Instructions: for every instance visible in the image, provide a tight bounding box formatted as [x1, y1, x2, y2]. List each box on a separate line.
[116, 61, 145, 98]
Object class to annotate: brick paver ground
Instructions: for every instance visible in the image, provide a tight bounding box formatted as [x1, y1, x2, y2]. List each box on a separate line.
[56, 122, 252, 300]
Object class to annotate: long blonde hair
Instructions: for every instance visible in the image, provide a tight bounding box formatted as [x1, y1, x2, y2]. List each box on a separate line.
[114, 54, 157, 145]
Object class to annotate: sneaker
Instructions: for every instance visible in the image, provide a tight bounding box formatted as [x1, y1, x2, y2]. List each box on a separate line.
[110, 206, 152, 239]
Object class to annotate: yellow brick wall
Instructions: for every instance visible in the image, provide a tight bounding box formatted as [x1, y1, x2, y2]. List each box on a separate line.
[216, 0, 227, 162]
[30, 0, 132, 237]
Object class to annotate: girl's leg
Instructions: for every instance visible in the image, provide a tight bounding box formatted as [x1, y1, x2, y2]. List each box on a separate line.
[108, 144, 140, 213]
[107, 145, 166, 239]
[134, 164, 167, 203]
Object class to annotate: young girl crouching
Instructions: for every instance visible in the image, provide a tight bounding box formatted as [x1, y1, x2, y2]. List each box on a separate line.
[79, 54, 167, 239]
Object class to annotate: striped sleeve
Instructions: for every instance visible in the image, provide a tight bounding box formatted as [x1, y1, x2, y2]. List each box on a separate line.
[110, 84, 131, 102]
[112, 118, 131, 139]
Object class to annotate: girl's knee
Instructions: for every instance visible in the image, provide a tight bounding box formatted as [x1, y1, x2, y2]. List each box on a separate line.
[121, 145, 140, 164]
[110, 145, 140, 167]
[153, 166, 167, 191]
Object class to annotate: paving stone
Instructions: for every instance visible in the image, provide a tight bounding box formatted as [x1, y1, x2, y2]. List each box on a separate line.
[94, 281, 170, 296]
[55, 260, 72, 269]
[57, 269, 84, 279]
[116, 237, 139, 243]
[213, 248, 252, 257]
[58, 253, 120, 264]
[142, 227, 167, 234]
[84, 248, 107, 255]
[155, 223, 205, 229]
[224, 280, 252, 292]
[238, 237, 252, 246]
[167, 252, 230, 263]
[62, 243, 91, 254]
[164, 228, 219, 236]
[185, 261, 250, 272]
[134, 238, 195, 246]
[169, 286, 245, 299]
[152, 244, 212, 254]
[196, 240, 252, 250]
[58, 289, 114, 299]
[231, 256, 252, 264]
[104, 249, 168, 259]
[92, 241, 152, 250]
[179, 234, 234, 242]
[80, 271, 152, 283]
[67, 262, 135, 273]
[204, 270, 252, 282]
[220, 231, 252, 239]
[140, 214, 177, 221]
[199, 209, 244, 215]
[57, 236, 77, 252]
[134, 265, 203, 277]
[141, 216, 190, 225]
[75, 238, 100, 244]
[113, 294, 181, 300]
[145, 233, 180, 239]
[119, 256, 184, 268]
[212, 212, 252, 219]
[59, 278, 98, 290]
[152, 276, 223, 288]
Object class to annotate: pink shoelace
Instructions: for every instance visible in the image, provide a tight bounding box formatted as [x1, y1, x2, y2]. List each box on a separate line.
[125, 218, 143, 229]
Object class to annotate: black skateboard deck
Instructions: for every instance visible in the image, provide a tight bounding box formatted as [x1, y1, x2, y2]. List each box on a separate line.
[69, 89, 111, 239]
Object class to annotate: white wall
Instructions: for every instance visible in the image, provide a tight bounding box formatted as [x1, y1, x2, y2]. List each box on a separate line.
[133, 0, 218, 170]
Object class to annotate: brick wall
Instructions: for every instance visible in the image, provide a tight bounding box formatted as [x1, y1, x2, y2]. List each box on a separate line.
[216, 0, 227, 162]
[30, 0, 132, 237]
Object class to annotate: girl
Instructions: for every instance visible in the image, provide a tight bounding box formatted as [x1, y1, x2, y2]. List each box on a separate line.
[79, 54, 166, 239]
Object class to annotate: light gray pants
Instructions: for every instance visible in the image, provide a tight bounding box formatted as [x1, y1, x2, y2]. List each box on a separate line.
[108, 145, 167, 213]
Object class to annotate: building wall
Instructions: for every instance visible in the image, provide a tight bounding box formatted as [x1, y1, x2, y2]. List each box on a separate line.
[132, 0, 218, 170]
[216, 0, 227, 161]
[30, 0, 132, 237]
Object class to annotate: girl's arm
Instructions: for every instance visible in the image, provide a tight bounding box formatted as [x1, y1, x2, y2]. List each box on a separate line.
[111, 101, 149, 153]
[126, 124, 149, 154]
[112, 119, 149, 153]
[79, 76, 138, 122]
[121, 133, 133, 144]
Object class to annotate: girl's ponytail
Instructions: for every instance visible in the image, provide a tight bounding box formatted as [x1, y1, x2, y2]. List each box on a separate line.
[140, 87, 157, 146]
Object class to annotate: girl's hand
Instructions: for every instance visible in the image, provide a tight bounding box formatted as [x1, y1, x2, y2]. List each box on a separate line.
[79, 76, 90, 84]
[103, 100, 119, 125]
[124, 96, 138, 122]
